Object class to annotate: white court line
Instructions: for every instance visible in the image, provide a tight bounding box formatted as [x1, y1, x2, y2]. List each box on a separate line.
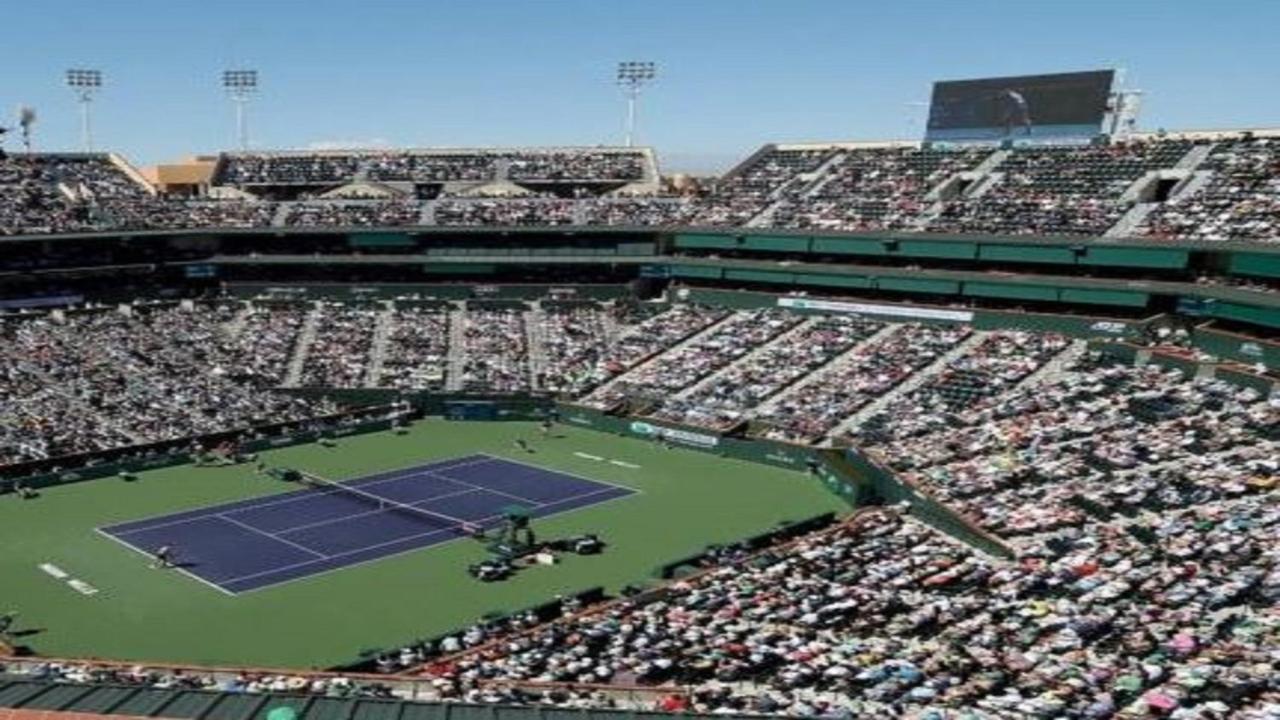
[574, 452, 604, 461]
[609, 460, 640, 469]
[218, 524, 464, 588]
[93, 527, 236, 597]
[39, 563, 70, 580]
[103, 452, 641, 596]
[266, 487, 485, 536]
[215, 514, 329, 559]
[419, 465, 543, 505]
[474, 452, 643, 496]
[222, 486, 640, 595]
[104, 455, 495, 536]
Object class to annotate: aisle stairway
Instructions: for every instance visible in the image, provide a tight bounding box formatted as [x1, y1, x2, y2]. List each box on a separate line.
[363, 305, 395, 387]
[830, 330, 989, 437]
[444, 306, 467, 391]
[524, 304, 547, 391]
[585, 311, 738, 401]
[673, 317, 820, 400]
[282, 306, 320, 388]
[752, 323, 901, 416]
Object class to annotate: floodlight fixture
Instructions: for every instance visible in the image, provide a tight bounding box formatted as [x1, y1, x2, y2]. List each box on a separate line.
[616, 61, 657, 147]
[222, 69, 259, 151]
[65, 68, 103, 151]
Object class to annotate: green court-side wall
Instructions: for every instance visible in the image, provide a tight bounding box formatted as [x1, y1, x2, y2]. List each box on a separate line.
[224, 283, 631, 301]
[678, 287, 1156, 340]
[1192, 325, 1280, 368]
[673, 231, 1201, 270]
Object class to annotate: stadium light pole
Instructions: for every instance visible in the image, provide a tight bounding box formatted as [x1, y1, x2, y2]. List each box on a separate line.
[65, 69, 102, 152]
[616, 61, 656, 148]
[222, 69, 258, 151]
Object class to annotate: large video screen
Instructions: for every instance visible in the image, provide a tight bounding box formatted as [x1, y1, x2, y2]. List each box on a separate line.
[925, 70, 1114, 141]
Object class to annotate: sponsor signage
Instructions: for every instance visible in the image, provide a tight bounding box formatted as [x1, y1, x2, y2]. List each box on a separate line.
[628, 421, 720, 449]
[778, 297, 973, 322]
[764, 451, 799, 466]
[1089, 321, 1128, 335]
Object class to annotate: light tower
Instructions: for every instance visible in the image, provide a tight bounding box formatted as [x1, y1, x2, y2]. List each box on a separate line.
[65, 69, 102, 151]
[616, 61, 656, 148]
[222, 69, 258, 151]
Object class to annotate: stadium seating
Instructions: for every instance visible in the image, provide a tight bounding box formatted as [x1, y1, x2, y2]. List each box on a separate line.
[431, 496, 1277, 717]
[0, 304, 333, 468]
[926, 140, 1193, 236]
[460, 308, 531, 392]
[1, 288, 1277, 720]
[3, 134, 1279, 241]
[1138, 137, 1280, 242]
[770, 146, 988, 231]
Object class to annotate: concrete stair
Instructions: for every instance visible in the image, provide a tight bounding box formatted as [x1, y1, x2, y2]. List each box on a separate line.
[282, 306, 320, 388]
[586, 311, 738, 401]
[1105, 201, 1160, 238]
[363, 304, 395, 387]
[419, 200, 438, 225]
[444, 307, 468, 391]
[830, 330, 990, 437]
[965, 172, 1005, 199]
[970, 149, 1010, 176]
[673, 317, 818, 401]
[1012, 339, 1087, 392]
[271, 202, 294, 227]
[1168, 170, 1215, 202]
[221, 304, 252, 340]
[1175, 143, 1215, 170]
[524, 304, 547, 391]
[752, 323, 901, 416]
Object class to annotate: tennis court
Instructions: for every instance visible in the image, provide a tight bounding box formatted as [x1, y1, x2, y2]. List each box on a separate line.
[98, 453, 634, 594]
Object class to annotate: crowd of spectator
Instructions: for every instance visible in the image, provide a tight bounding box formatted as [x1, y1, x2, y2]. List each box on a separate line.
[581, 197, 698, 227]
[217, 303, 307, 385]
[506, 151, 646, 182]
[218, 150, 647, 187]
[0, 303, 331, 468]
[435, 498, 1277, 717]
[5, 135, 1280, 242]
[0, 155, 140, 236]
[104, 199, 278, 230]
[365, 153, 497, 183]
[875, 357, 1278, 539]
[534, 305, 610, 396]
[460, 308, 530, 392]
[285, 201, 422, 227]
[754, 323, 974, 443]
[926, 140, 1193, 237]
[581, 309, 802, 409]
[379, 305, 451, 390]
[298, 304, 379, 388]
[771, 147, 987, 232]
[4, 660, 397, 699]
[434, 199, 578, 226]
[851, 330, 1073, 444]
[560, 304, 728, 400]
[217, 154, 363, 186]
[650, 315, 883, 430]
[1138, 137, 1280, 242]
[686, 149, 834, 227]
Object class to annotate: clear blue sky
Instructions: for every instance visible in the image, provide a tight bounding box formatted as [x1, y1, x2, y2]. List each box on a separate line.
[4, 0, 1278, 172]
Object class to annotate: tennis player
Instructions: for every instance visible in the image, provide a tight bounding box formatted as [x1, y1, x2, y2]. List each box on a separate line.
[152, 544, 175, 569]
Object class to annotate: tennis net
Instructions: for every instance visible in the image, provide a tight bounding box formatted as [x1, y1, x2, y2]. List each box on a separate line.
[297, 470, 473, 533]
